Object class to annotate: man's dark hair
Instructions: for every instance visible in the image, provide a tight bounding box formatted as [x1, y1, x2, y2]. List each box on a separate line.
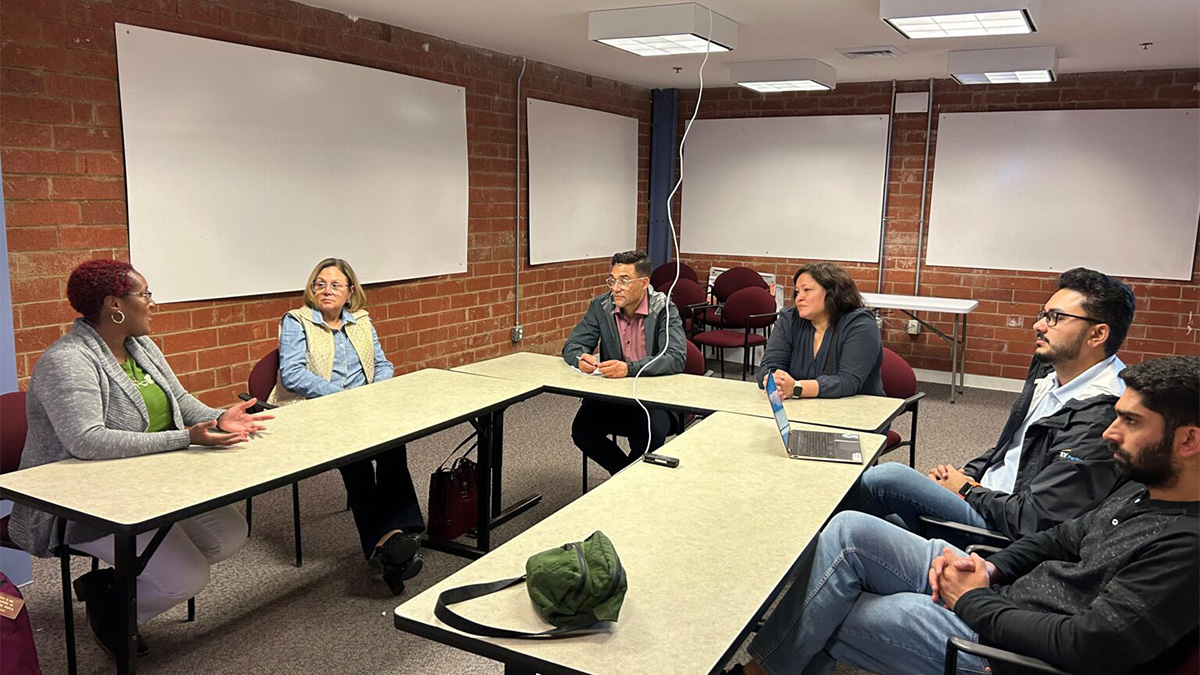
[611, 250, 652, 279]
[793, 262, 865, 327]
[1119, 356, 1200, 435]
[1057, 268, 1136, 357]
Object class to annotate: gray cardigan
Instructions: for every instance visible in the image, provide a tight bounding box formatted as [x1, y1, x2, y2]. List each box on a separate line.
[9, 319, 223, 558]
[561, 288, 686, 376]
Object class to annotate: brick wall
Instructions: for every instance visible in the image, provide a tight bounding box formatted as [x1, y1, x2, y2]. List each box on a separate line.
[677, 72, 1200, 380]
[2, 0, 651, 404]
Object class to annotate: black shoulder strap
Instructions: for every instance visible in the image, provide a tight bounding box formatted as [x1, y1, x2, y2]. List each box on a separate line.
[434, 575, 607, 640]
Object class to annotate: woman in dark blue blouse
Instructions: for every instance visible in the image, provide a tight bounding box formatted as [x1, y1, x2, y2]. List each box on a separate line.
[756, 262, 884, 398]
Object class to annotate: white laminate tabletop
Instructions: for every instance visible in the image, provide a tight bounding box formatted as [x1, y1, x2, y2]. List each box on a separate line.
[453, 352, 903, 433]
[395, 412, 886, 675]
[861, 292, 979, 314]
[0, 369, 539, 530]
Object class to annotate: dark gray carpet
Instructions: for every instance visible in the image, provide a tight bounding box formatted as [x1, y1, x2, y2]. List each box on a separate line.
[21, 369, 1017, 674]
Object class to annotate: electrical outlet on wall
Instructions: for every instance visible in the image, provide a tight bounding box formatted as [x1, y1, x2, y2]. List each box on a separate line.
[511, 325, 524, 342]
[1007, 317, 1023, 328]
[906, 319, 920, 335]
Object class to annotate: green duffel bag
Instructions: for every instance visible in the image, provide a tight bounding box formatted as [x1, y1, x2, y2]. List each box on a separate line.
[434, 531, 627, 639]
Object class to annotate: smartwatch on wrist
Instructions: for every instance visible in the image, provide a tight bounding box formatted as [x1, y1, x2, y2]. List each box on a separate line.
[958, 482, 975, 498]
[792, 382, 803, 399]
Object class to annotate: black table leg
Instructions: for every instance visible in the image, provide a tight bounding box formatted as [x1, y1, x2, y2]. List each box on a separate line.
[475, 412, 494, 552]
[491, 409, 504, 517]
[113, 533, 138, 674]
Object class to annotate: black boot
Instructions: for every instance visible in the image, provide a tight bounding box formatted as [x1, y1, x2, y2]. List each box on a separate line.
[73, 569, 149, 657]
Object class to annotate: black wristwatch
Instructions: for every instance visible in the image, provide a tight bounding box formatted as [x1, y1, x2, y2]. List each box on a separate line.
[958, 482, 975, 498]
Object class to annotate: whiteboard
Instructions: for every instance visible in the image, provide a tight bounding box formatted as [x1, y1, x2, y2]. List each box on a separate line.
[527, 99, 638, 265]
[116, 24, 469, 303]
[680, 115, 890, 262]
[926, 109, 1200, 280]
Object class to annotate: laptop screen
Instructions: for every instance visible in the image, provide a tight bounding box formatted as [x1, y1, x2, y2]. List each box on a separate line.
[765, 376, 790, 449]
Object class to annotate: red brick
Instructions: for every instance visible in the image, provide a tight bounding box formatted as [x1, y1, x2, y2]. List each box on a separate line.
[217, 321, 269, 345]
[7, 226, 58, 252]
[44, 73, 118, 103]
[197, 344, 250, 370]
[0, 42, 70, 72]
[5, 200, 80, 226]
[178, 369, 216, 392]
[14, 324, 66, 355]
[1, 148, 79, 174]
[1, 68, 45, 95]
[53, 126, 123, 151]
[58, 225, 127, 249]
[80, 200, 126, 224]
[1, 122, 54, 148]
[67, 51, 119, 78]
[3, 176, 51, 198]
[80, 153, 124, 175]
[9, 276, 61, 304]
[50, 175, 125, 199]
[161, 328, 219, 353]
[41, 21, 116, 53]
[8, 249, 99, 278]
[1, 95, 73, 123]
[19, 298, 78, 327]
[150, 309, 193, 333]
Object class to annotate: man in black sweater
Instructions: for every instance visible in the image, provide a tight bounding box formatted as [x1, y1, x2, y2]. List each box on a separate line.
[731, 356, 1198, 675]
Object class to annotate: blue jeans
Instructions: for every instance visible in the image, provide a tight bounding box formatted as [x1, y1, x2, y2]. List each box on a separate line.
[859, 462, 992, 532]
[748, 512, 989, 675]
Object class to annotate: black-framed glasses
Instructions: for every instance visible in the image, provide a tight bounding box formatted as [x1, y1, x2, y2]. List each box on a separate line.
[605, 276, 646, 290]
[312, 281, 350, 293]
[127, 290, 153, 301]
[1036, 309, 1101, 327]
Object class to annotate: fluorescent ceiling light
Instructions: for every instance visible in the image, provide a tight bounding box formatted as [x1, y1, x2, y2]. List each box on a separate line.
[880, 0, 1040, 39]
[949, 46, 1057, 85]
[731, 59, 836, 93]
[589, 3, 737, 56]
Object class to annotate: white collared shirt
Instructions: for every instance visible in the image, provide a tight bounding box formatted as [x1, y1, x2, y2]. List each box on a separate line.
[979, 355, 1125, 493]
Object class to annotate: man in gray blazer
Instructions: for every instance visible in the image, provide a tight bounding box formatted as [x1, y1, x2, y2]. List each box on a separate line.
[562, 250, 686, 475]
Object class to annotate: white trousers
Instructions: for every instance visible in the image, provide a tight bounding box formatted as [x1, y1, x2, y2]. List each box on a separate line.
[73, 506, 247, 623]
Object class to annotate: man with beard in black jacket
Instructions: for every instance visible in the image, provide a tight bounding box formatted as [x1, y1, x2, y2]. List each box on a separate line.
[729, 356, 1198, 675]
[860, 267, 1136, 541]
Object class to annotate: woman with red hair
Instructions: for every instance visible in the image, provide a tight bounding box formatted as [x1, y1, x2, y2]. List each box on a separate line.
[7, 259, 272, 658]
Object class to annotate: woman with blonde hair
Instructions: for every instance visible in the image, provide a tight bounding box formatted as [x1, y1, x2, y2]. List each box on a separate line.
[272, 258, 424, 594]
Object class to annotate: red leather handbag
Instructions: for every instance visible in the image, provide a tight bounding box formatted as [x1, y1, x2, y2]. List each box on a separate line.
[426, 432, 479, 541]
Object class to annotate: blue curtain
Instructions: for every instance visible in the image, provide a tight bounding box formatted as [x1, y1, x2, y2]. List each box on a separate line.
[647, 88, 680, 268]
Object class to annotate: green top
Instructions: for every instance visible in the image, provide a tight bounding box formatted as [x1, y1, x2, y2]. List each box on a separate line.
[121, 358, 174, 433]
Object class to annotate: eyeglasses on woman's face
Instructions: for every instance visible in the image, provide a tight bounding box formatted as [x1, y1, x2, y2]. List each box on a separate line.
[312, 281, 350, 293]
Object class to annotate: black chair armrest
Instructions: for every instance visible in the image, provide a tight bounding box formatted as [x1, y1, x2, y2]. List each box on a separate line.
[237, 393, 278, 411]
[918, 515, 1012, 546]
[747, 311, 779, 321]
[901, 391, 926, 412]
[964, 544, 1004, 557]
[945, 637, 1072, 675]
